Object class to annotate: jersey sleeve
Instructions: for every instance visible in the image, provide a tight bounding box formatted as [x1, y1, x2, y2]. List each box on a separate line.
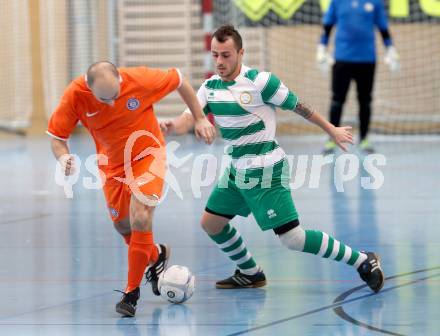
[374, 0, 389, 31]
[197, 84, 211, 115]
[138, 67, 182, 105]
[323, 0, 337, 25]
[254, 72, 298, 111]
[375, 0, 392, 47]
[46, 85, 79, 140]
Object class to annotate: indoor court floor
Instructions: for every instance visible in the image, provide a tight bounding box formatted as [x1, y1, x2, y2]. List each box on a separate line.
[0, 133, 439, 336]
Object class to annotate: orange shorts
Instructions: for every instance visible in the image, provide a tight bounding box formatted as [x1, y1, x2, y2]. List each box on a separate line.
[102, 153, 166, 222]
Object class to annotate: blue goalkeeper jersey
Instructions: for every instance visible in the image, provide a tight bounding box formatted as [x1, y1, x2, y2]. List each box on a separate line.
[321, 0, 391, 63]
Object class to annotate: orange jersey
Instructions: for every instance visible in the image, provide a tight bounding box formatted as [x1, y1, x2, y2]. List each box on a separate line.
[47, 66, 181, 175]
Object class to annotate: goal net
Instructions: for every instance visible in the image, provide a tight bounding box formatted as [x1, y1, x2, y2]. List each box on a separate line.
[0, 0, 438, 135]
[214, 0, 440, 134]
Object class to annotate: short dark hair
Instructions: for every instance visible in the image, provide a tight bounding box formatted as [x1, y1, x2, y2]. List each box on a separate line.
[86, 61, 119, 87]
[212, 25, 242, 50]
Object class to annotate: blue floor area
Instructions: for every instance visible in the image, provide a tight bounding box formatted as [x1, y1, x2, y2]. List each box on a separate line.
[0, 134, 439, 335]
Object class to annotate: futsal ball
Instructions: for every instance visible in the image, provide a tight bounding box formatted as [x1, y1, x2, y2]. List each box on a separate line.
[158, 265, 195, 303]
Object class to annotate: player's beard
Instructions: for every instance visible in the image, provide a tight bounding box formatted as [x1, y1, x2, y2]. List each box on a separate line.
[219, 60, 239, 81]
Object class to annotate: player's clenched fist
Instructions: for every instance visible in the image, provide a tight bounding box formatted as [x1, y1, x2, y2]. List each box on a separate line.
[58, 154, 76, 176]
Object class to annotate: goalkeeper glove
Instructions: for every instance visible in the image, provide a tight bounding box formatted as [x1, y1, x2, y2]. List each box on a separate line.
[384, 46, 400, 72]
[316, 44, 334, 74]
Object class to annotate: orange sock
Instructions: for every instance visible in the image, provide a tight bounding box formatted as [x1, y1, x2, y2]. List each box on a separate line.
[125, 231, 155, 293]
[123, 234, 131, 246]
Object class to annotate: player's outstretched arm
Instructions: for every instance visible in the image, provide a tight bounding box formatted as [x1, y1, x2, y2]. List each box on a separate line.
[176, 78, 215, 144]
[160, 112, 195, 136]
[50, 138, 76, 175]
[294, 101, 354, 151]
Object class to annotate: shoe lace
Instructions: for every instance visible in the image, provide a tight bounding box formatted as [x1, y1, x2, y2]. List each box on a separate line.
[114, 288, 139, 304]
[114, 289, 132, 301]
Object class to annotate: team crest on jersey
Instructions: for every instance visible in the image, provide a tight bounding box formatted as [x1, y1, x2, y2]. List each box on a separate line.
[364, 2, 374, 12]
[127, 98, 140, 110]
[239, 92, 252, 105]
[109, 207, 119, 218]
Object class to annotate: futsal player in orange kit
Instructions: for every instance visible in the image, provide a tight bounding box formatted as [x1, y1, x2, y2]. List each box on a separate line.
[47, 61, 215, 317]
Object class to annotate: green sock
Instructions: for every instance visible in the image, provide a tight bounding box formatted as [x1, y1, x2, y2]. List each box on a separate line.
[209, 223, 259, 275]
[303, 230, 367, 268]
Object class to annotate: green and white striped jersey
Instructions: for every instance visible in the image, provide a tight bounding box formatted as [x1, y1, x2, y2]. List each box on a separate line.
[191, 65, 298, 171]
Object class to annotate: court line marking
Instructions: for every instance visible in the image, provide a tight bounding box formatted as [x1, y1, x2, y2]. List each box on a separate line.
[0, 261, 438, 332]
[0, 322, 252, 326]
[333, 266, 440, 336]
[224, 266, 440, 336]
[0, 214, 51, 226]
[0, 292, 114, 322]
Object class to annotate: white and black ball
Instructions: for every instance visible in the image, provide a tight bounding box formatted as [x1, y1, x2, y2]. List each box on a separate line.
[158, 265, 195, 303]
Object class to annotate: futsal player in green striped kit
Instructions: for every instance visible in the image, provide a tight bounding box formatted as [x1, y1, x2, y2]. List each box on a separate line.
[161, 25, 384, 292]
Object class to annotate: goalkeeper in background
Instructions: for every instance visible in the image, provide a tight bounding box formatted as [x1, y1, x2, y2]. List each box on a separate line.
[316, 0, 400, 154]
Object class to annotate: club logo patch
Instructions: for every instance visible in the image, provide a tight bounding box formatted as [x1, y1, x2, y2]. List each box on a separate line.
[239, 92, 252, 105]
[127, 98, 140, 111]
[109, 207, 119, 218]
[364, 2, 374, 12]
[267, 209, 277, 219]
